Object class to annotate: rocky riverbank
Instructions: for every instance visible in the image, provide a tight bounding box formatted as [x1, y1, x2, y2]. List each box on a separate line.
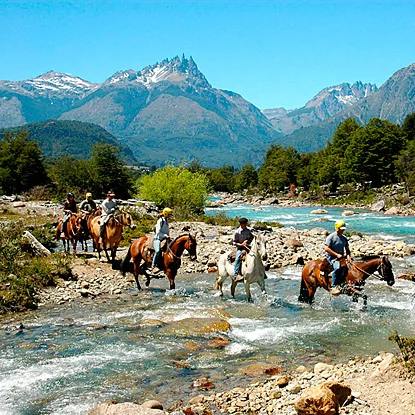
[88, 351, 414, 415]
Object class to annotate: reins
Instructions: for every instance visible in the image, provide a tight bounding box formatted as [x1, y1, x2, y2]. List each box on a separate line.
[349, 258, 384, 281]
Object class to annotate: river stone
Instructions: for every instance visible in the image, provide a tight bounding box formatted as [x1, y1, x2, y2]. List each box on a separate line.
[385, 206, 400, 215]
[341, 210, 355, 216]
[309, 227, 329, 236]
[285, 239, 303, 248]
[272, 374, 291, 387]
[240, 363, 282, 377]
[314, 363, 334, 374]
[183, 340, 201, 351]
[371, 200, 385, 211]
[139, 319, 165, 328]
[12, 201, 26, 207]
[141, 400, 164, 410]
[159, 318, 231, 337]
[88, 400, 165, 415]
[205, 337, 229, 349]
[294, 384, 337, 415]
[310, 209, 328, 214]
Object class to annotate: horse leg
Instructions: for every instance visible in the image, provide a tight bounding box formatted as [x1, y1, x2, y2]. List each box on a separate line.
[230, 279, 237, 298]
[298, 277, 315, 305]
[166, 270, 176, 290]
[257, 280, 267, 300]
[133, 260, 142, 290]
[244, 281, 252, 303]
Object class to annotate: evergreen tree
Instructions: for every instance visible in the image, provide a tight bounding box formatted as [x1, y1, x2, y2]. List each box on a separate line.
[0, 131, 48, 194]
[258, 145, 300, 192]
[88, 143, 133, 199]
[235, 163, 258, 191]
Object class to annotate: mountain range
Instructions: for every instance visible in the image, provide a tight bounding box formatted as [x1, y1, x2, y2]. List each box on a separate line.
[1, 56, 415, 166]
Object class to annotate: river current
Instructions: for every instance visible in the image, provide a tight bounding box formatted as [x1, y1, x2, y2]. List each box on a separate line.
[1, 204, 415, 415]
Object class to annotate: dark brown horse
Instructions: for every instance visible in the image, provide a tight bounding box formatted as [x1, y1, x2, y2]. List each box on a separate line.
[56, 213, 82, 252]
[298, 255, 395, 306]
[121, 233, 197, 290]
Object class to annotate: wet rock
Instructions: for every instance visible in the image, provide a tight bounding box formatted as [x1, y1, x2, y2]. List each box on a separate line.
[385, 206, 400, 215]
[205, 337, 229, 349]
[88, 400, 165, 414]
[240, 363, 282, 377]
[159, 318, 231, 337]
[310, 209, 328, 214]
[141, 400, 164, 410]
[191, 376, 215, 390]
[171, 360, 192, 369]
[183, 341, 201, 351]
[342, 210, 355, 216]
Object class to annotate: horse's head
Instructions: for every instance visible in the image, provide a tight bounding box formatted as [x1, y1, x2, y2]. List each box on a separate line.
[121, 211, 136, 230]
[254, 233, 268, 261]
[379, 255, 395, 286]
[184, 233, 197, 261]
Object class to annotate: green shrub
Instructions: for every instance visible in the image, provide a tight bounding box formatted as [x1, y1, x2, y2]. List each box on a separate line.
[389, 330, 415, 376]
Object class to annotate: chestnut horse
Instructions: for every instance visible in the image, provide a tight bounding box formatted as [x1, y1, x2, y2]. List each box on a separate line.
[56, 213, 82, 252]
[89, 211, 136, 262]
[120, 233, 197, 290]
[298, 255, 395, 306]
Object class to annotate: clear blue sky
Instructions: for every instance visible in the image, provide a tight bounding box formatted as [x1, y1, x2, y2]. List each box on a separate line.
[1, 0, 414, 109]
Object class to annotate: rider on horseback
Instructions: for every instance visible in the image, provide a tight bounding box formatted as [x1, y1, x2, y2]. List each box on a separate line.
[325, 220, 351, 295]
[234, 217, 254, 282]
[60, 192, 77, 238]
[151, 207, 172, 274]
[79, 192, 97, 215]
[98, 191, 117, 244]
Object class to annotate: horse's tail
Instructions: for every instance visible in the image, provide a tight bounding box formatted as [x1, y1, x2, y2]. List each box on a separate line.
[298, 277, 312, 304]
[120, 245, 132, 276]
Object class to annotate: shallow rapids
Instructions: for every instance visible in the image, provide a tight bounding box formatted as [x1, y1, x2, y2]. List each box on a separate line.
[1, 263, 414, 415]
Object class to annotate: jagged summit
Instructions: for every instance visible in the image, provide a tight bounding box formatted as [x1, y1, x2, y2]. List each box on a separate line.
[106, 55, 210, 88]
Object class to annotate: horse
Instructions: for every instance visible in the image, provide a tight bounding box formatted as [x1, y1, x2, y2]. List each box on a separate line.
[216, 233, 268, 302]
[298, 255, 395, 306]
[56, 213, 82, 252]
[89, 211, 136, 262]
[121, 233, 197, 290]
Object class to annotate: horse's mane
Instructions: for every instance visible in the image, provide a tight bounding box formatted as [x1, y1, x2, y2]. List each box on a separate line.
[353, 255, 382, 261]
[169, 233, 194, 247]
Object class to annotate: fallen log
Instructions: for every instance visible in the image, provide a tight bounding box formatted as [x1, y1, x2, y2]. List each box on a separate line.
[21, 231, 51, 257]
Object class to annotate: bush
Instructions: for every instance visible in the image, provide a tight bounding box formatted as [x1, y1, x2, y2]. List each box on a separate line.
[138, 166, 210, 214]
[0, 220, 73, 314]
[389, 330, 415, 376]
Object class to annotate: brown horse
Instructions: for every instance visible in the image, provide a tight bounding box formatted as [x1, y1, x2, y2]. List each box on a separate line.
[89, 211, 136, 262]
[56, 213, 82, 252]
[298, 255, 395, 306]
[121, 233, 197, 290]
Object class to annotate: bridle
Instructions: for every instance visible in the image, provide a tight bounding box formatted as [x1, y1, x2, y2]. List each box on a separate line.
[350, 256, 391, 281]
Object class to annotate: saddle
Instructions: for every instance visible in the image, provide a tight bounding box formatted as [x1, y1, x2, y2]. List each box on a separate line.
[319, 257, 347, 283]
[145, 233, 169, 255]
[227, 249, 247, 263]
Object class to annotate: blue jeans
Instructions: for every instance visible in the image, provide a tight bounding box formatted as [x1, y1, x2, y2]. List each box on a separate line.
[327, 257, 343, 286]
[152, 239, 161, 268]
[234, 249, 243, 278]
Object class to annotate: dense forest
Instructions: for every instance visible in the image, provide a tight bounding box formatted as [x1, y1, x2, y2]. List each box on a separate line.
[1, 113, 415, 202]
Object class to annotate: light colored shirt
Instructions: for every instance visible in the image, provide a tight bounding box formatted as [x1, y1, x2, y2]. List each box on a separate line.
[101, 199, 116, 217]
[325, 232, 349, 259]
[155, 217, 169, 240]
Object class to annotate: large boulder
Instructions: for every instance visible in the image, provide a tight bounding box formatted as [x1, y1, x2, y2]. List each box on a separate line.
[294, 382, 351, 415]
[88, 400, 165, 415]
[371, 200, 385, 211]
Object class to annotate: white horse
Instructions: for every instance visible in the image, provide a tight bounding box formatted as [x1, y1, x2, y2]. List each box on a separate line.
[216, 233, 268, 302]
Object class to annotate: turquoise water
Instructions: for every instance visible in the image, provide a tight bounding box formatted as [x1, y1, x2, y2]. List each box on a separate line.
[1, 204, 415, 414]
[206, 204, 415, 244]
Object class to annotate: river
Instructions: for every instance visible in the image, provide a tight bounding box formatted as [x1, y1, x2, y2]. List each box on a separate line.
[1, 204, 415, 415]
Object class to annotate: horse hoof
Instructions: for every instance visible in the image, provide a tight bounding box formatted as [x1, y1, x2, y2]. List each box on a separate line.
[145, 280, 150, 287]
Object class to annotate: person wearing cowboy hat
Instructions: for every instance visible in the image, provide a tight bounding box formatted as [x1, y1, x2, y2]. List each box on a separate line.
[98, 191, 117, 244]
[325, 220, 351, 295]
[151, 207, 173, 274]
[233, 217, 254, 282]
